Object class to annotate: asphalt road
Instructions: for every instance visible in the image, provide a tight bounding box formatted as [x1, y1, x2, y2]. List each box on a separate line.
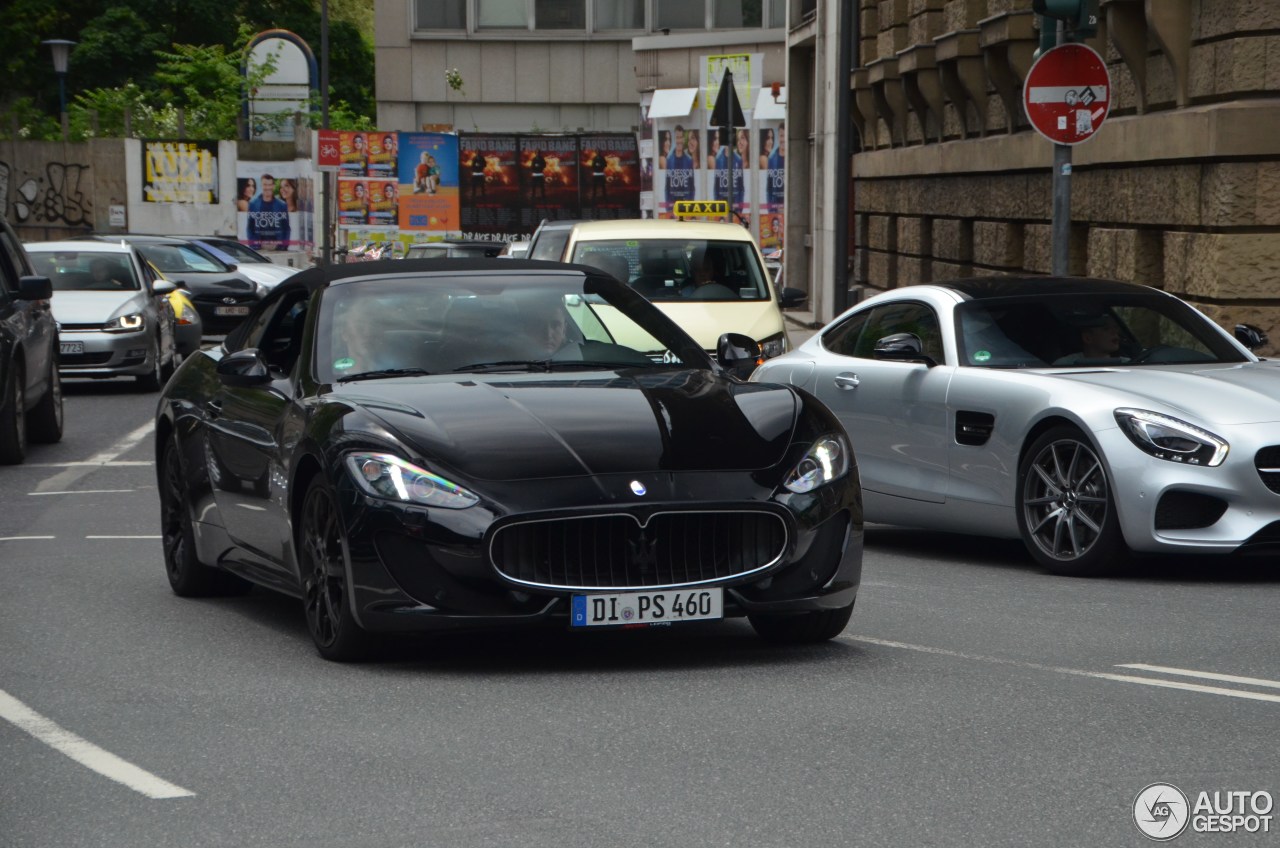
[2, 375, 1277, 847]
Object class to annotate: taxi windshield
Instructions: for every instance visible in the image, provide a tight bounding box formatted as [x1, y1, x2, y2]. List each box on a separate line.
[569, 239, 770, 303]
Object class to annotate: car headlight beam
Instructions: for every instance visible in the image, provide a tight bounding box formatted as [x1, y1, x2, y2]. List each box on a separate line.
[783, 435, 850, 494]
[1114, 408, 1228, 467]
[344, 452, 479, 509]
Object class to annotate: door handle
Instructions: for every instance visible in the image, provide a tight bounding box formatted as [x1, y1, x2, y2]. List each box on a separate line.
[205, 400, 222, 418]
[834, 373, 860, 390]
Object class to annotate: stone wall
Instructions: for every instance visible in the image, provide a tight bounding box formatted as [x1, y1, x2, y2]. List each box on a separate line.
[851, 0, 1280, 356]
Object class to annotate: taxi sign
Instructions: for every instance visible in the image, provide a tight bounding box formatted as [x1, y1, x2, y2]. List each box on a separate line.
[673, 200, 729, 219]
[1022, 42, 1111, 145]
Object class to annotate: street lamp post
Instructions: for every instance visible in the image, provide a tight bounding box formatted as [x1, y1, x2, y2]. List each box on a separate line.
[42, 39, 76, 136]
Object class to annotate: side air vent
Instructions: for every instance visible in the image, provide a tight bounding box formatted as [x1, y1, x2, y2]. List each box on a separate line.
[955, 411, 995, 446]
[1154, 491, 1228, 531]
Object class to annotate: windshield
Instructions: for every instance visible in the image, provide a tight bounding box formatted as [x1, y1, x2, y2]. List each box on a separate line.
[205, 240, 269, 264]
[315, 273, 711, 383]
[569, 239, 771, 303]
[29, 251, 141, 291]
[136, 243, 230, 274]
[955, 292, 1248, 368]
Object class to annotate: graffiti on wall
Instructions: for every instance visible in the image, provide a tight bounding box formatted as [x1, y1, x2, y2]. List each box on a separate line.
[0, 160, 93, 227]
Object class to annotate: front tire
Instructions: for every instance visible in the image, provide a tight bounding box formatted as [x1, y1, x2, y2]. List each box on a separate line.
[1017, 425, 1125, 576]
[136, 337, 164, 392]
[0, 365, 27, 465]
[28, 361, 63, 444]
[160, 437, 252, 596]
[749, 602, 854, 644]
[299, 475, 376, 661]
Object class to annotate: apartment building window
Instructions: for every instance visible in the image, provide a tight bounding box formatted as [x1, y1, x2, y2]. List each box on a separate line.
[415, 0, 466, 28]
[714, 0, 761, 28]
[537, 0, 587, 28]
[478, 0, 529, 28]
[595, 0, 645, 29]
[769, 0, 785, 27]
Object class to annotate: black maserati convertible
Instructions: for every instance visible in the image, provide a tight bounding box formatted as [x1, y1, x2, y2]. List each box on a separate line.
[155, 258, 862, 660]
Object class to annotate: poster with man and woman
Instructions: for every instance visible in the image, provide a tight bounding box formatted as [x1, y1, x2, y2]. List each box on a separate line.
[236, 160, 313, 252]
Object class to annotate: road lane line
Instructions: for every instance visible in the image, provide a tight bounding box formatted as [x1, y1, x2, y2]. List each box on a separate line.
[25, 461, 153, 468]
[0, 688, 194, 800]
[29, 489, 134, 496]
[849, 636, 1280, 705]
[1116, 663, 1280, 690]
[34, 422, 155, 495]
[0, 536, 56, 541]
[85, 535, 161, 539]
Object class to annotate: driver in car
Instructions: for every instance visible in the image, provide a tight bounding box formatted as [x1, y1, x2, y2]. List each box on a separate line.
[1054, 314, 1129, 365]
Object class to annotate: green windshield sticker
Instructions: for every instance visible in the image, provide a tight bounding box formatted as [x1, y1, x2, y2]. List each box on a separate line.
[334, 357, 355, 370]
[626, 240, 638, 247]
[973, 350, 992, 363]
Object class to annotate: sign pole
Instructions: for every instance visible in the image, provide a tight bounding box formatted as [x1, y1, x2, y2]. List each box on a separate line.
[1052, 142, 1071, 276]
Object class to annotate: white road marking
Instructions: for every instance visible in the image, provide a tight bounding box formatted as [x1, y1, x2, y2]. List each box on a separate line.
[0, 688, 194, 800]
[29, 489, 134, 496]
[1117, 663, 1280, 691]
[34, 422, 154, 495]
[85, 535, 161, 540]
[0, 536, 56, 541]
[849, 636, 1280, 705]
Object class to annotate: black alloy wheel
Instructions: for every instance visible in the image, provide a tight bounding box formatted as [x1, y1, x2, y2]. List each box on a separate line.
[749, 601, 855, 644]
[0, 366, 27, 465]
[1017, 425, 1125, 576]
[160, 437, 251, 596]
[28, 361, 64, 444]
[299, 475, 375, 661]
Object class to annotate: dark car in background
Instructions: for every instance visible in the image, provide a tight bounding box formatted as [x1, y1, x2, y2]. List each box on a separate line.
[83, 235, 263, 335]
[169, 235, 300, 289]
[403, 239, 504, 259]
[0, 220, 63, 464]
[155, 259, 863, 660]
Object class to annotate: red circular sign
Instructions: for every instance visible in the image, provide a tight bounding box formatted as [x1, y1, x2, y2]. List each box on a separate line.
[1022, 43, 1111, 145]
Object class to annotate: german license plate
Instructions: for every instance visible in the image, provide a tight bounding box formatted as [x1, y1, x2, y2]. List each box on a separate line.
[60, 341, 83, 355]
[570, 588, 723, 627]
[214, 305, 251, 316]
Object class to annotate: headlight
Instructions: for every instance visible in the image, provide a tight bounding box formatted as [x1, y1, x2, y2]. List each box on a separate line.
[783, 435, 850, 494]
[254, 281, 271, 297]
[759, 332, 788, 359]
[175, 302, 199, 325]
[1114, 408, 1228, 467]
[344, 452, 479, 509]
[103, 313, 145, 333]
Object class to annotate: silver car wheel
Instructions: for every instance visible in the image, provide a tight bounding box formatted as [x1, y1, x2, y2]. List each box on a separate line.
[1022, 436, 1109, 563]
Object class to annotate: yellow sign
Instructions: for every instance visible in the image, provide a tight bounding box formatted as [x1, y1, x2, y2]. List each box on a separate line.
[673, 200, 729, 218]
[704, 53, 752, 109]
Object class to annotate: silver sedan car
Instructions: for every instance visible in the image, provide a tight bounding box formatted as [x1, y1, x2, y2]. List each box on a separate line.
[753, 276, 1279, 576]
[26, 241, 179, 391]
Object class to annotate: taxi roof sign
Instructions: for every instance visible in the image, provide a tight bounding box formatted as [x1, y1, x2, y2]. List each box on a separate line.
[673, 200, 729, 219]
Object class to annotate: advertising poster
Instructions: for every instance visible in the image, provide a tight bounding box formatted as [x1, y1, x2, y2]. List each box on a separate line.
[366, 179, 399, 226]
[658, 122, 698, 218]
[366, 132, 399, 178]
[579, 134, 640, 221]
[142, 140, 218, 204]
[519, 135, 579, 225]
[338, 131, 369, 176]
[713, 127, 750, 224]
[292, 159, 316, 253]
[337, 178, 371, 225]
[398, 132, 460, 231]
[759, 123, 785, 249]
[459, 134, 521, 235]
[237, 161, 304, 251]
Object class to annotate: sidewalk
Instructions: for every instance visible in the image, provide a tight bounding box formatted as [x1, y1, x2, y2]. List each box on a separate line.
[782, 308, 823, 347]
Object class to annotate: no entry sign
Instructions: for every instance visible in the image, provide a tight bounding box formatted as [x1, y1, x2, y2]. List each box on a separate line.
[1023, 43, 1111, 145]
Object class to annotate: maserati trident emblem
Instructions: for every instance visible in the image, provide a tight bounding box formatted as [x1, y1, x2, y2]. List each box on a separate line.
[629, 480, 647, 496]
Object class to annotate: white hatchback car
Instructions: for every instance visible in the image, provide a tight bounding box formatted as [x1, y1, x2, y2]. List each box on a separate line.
[541, 219, 804, 370]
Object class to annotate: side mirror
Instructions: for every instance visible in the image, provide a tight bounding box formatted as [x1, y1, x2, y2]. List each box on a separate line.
[18, 275, 53, 301]
[778, 286, 808, 309]
[216, 348, 272, 387]
[874, 332, 937, 367]
[717, 332, 762, 379]
[151, 280, 177, 295]
[1235, 323, 1269, 351]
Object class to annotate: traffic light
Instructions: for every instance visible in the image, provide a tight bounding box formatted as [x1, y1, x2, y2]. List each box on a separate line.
[1032, 0, 1099, 44]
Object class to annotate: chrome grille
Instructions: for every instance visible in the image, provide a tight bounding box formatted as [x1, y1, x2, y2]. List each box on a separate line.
[490, 510, 789, 591]
[1256, 446, 1280, 494]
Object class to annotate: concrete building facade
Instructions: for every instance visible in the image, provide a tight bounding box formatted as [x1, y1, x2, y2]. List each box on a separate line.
[834, 0, 1280, 353]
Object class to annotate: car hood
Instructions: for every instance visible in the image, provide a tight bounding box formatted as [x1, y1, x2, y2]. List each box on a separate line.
[333, 369, 799, 481]
[237, 263, 299, 285]
[1052, 362, 1280, 426]
[50, 290, 147, 323]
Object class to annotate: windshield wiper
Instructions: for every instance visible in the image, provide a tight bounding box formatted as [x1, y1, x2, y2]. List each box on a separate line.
[454, 360, 553, 373]
[336, 367, 434, 382]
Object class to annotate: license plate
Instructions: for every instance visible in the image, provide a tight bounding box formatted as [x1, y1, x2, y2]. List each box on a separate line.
[60, 341, 83, 355]
[571, 588, 723, 628]
[214, 305, 251, 316]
